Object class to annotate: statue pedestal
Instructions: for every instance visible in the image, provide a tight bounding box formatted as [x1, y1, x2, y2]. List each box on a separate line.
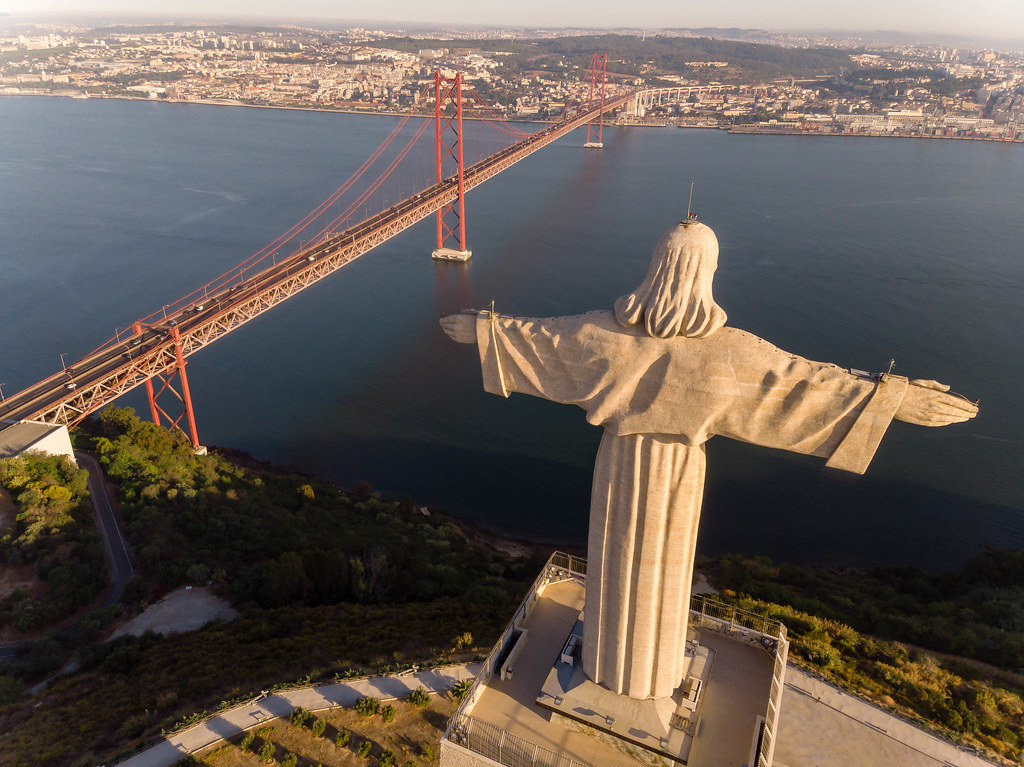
[536, 612, 714, 766]
[440, 554, 788, 767]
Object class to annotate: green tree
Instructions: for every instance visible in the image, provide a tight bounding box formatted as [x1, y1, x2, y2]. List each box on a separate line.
[259, 741, 276, 762]
[355, 695, 380, 716]
[336, 728, 352, 747]
[380, 704, 396, 722]
[356, 740, 372, 758]
[406, 686, 430, 706]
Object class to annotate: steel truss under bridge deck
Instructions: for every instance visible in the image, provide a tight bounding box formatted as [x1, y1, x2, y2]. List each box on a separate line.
[0, 93, 633, 430]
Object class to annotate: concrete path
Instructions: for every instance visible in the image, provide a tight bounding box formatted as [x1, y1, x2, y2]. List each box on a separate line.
[116, 663, 480, 767]
[776, 668, 999, 767]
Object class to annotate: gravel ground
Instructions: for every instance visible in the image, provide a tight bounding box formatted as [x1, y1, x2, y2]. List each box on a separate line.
[111, 586, 238, 639]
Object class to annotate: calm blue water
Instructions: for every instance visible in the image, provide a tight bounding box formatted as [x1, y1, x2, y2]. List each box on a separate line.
[1, 96, 1022, 570]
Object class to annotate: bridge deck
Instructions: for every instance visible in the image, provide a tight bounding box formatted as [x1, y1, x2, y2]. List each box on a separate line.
[0, 93, 631, 432]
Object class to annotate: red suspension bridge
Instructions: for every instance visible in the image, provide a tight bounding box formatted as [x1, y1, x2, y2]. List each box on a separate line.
[1, 58, 640, 449]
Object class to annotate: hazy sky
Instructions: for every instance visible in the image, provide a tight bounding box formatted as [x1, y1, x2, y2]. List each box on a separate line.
[3, 0, 1020, 42]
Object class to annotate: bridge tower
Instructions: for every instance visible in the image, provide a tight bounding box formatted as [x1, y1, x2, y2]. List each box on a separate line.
[431, 71, 472, 262]
[584, 54, 608, 149]
[133, 322, 205, 455]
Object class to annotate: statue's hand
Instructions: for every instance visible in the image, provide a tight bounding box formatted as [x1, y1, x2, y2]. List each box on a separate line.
[895, 380, 978, 426]
[440, 313, 477, 344]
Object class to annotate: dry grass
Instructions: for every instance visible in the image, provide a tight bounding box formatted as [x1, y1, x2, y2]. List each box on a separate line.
[196, 695, 453, 766]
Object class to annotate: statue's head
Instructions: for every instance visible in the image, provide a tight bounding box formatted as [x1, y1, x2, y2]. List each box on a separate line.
[614, 221, 728, 338]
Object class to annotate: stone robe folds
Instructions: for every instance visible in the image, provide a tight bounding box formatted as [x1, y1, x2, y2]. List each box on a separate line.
[474, 309, 908, 700]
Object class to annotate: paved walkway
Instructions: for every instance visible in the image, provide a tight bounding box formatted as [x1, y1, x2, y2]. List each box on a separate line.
[117, 663, 480, 767]
[776, 668, 999, 767]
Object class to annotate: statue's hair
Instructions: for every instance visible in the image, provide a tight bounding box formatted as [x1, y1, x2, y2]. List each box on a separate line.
[614, 221, 727, 339]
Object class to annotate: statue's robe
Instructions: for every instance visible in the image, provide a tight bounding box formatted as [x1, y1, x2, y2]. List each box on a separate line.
[474, 309, 908, 700]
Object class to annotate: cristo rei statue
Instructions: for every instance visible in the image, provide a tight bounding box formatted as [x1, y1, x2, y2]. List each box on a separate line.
[441, 220, 977, 701]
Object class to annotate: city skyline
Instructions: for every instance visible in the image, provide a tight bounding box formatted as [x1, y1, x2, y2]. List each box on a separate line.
[2, 0, 1021, 44]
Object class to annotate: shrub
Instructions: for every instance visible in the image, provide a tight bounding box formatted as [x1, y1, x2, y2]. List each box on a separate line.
[451, 631, 473, 650]
[406, 686, 430, 706]
[281, 754, 297, 767]
[356, 740, 372, 758]
[403, 761, 417, 767]
[379, 749, 396, 766]
[380, 704, 396, 722]
[421, 743, 436, 758]
[239, 732, 256, 751]
[259, 741, 276, 762]
[311, 717, 326, 737]
[289, 706, 312, 727]
[355, 695, 380, 716]
[255, 726, 274, 739]
[452, 679, 472, 702]
[336, 728, 351, 747]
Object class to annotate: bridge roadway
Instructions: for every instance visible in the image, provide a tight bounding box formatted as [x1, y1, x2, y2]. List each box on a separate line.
[0, 93, 632, 432]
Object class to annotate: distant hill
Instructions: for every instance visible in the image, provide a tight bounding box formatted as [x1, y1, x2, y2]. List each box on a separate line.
[378, 33, 853, 83]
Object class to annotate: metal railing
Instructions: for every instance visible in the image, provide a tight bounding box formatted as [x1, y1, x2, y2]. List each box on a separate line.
[449, 714, 593, 767]
[549, 551, 587, 577]
[688, 594, 786, 641]
[757, 634, 789, 767]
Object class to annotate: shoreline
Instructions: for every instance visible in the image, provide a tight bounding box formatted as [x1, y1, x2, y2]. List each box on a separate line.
[727, 126, 1024, 143]
[4, 91, 1020, 145]
[0, 89, 555, 125]
[209, 445, 562, 562]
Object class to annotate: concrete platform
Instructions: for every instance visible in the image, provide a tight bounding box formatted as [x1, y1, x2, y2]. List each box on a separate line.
[432, 247, 472, 261]
[467, 579, 641, 767]
[443, 554, 1001, 767]
[466, 578, 776, 766]
[776, 670, 1000, 767]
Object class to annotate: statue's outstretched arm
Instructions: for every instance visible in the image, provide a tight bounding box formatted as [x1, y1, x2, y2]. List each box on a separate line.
[895, 379, 978, 427]
[439, 313, 477, 344]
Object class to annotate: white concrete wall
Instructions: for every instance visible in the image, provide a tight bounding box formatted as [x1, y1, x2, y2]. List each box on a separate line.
[26, 425, 76, 464]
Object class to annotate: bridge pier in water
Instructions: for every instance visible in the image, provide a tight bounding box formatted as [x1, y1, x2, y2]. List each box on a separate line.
[431, 70, 472, 262]
[583, 54, 608, 149]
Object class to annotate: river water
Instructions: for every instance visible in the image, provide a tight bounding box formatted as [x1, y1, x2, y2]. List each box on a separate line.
[1, 96, 1022, 570]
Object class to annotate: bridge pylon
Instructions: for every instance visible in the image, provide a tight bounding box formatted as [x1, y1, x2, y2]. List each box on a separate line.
[133, 322, 205, 455]
[584, 54, 608, 149]
[431, 71, 472, 262]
